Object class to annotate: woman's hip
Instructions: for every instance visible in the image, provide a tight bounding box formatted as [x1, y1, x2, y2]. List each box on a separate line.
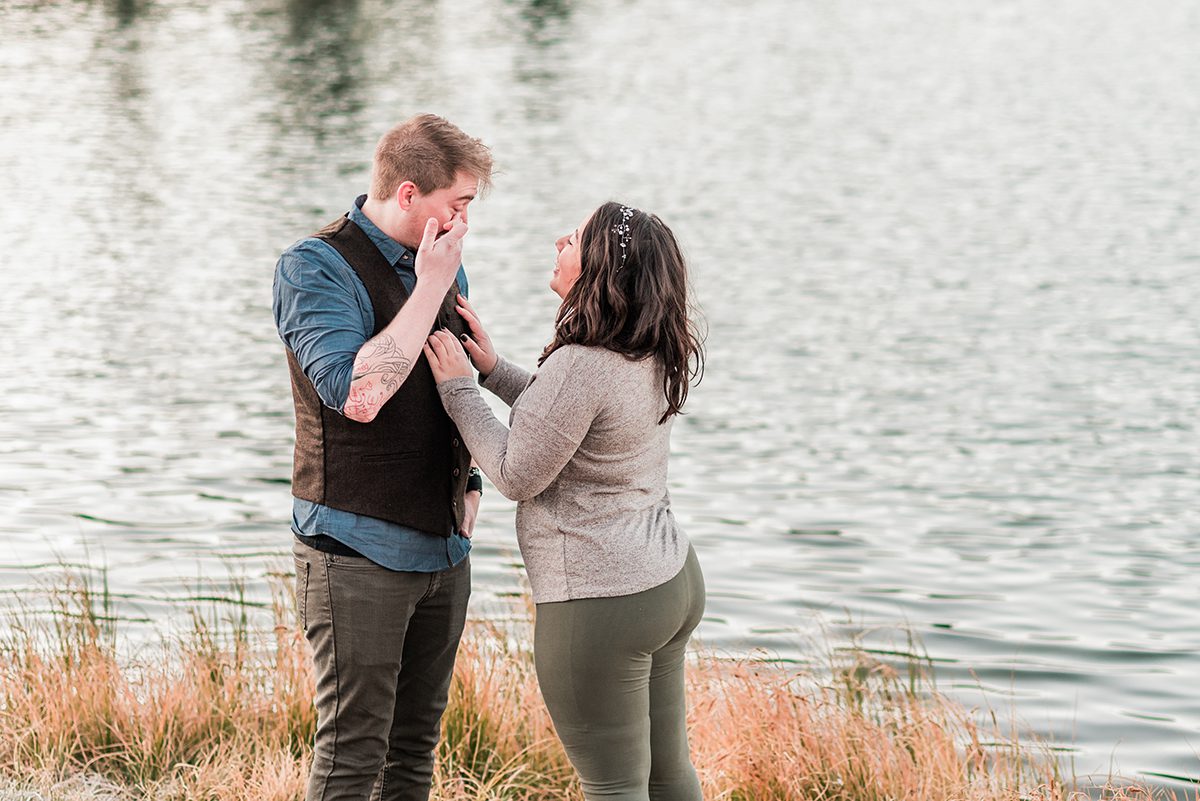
[534, 545, 705, 662]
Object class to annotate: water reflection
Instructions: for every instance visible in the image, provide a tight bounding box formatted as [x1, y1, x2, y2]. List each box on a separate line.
[105, 0, 146, 28]
[512, 0, 572, 46]
[2, 0, 1199, 791]
[273, 0, 368, 141]
[89, 3, 161, 265]
[508, 2, 569, 123]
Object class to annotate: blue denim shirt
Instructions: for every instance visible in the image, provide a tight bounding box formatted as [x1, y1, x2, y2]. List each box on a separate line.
[273, 195, 470, 571]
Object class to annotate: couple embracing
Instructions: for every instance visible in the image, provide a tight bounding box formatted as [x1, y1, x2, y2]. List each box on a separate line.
[274, 114, 706, 801]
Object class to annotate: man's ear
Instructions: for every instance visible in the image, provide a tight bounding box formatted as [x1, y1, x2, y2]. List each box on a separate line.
[396, 181, 418, 211]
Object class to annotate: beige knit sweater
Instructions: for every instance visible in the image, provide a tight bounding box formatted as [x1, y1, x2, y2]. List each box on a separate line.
[436, 345, 690, 604]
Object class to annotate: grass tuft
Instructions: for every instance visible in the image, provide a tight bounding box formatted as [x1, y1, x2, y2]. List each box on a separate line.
[0, 568, 1192, 801]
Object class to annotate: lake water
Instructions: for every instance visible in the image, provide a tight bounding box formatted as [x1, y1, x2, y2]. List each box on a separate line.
[2, 0, 1198, 791]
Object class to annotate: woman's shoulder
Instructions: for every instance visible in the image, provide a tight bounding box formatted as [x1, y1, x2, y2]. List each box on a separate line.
[545, 344, 654, 374]
[542, 347, 661, 407]
[535, 346, 665, 421]
[547, 343, 652, 363]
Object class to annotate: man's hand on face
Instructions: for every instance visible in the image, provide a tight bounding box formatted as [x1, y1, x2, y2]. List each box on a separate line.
[415, 214, 468, 290]
[435, 211, 463, 240]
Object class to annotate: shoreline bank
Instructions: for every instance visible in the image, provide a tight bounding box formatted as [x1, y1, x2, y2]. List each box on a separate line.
[0, 573, 1189, 801]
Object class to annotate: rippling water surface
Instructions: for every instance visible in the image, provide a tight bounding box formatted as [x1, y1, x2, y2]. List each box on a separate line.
[2, 0, 1198, 790]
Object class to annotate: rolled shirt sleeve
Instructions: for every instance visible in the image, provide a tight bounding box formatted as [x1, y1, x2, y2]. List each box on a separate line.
[272, 240, 372, 413]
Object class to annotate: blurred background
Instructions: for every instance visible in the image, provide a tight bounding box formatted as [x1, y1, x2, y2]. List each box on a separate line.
[1, 0, 1198, 791]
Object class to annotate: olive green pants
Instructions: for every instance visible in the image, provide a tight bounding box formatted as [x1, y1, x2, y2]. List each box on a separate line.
[534, 547, 705, 801]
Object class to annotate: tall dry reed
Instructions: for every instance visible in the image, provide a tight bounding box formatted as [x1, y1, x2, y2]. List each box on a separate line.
[0, 568, 1188, 801]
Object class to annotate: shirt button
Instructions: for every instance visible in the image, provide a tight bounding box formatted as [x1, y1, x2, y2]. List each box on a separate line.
[452, 467, 461, 477]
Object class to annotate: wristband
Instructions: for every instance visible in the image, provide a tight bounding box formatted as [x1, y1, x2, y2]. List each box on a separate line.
[466, 466, 483, 495]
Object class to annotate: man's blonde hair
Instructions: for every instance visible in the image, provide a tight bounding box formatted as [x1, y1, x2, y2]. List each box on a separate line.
[369, 114, 493, 200]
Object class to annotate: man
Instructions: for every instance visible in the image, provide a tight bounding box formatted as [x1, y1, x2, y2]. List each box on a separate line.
[273, 114, 493, 801]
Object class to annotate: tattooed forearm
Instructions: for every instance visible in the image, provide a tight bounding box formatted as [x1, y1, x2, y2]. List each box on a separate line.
[343, 380, 374, 420]
[352, 336, 414, 388]
[357, 334, 406, 365]
[344, 335, 415, 422]
[341, 275, 455, 423]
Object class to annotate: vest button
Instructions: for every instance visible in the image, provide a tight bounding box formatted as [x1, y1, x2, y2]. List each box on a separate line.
[452, 467, 461, 477]
[452, 438, 460, 447]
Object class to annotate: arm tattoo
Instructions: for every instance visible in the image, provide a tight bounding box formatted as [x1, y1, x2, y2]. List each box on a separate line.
[343, 380, 374, 419]
[352, 335, 414, 390]
[345, 335, 415, 419]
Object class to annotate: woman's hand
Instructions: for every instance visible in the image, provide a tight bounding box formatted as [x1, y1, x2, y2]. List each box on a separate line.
[425, 329, 474, 383]
[415, 214, 468, 291]
[455, 294, 498, 376]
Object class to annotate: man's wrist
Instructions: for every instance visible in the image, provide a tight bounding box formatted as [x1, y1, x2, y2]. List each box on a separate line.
[409, 279, 447, 304]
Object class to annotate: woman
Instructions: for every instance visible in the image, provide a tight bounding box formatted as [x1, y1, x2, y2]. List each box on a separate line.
[424, 201, 706, 801]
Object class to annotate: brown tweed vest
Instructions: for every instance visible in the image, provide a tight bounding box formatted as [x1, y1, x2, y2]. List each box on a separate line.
[285, 215, 472, 537]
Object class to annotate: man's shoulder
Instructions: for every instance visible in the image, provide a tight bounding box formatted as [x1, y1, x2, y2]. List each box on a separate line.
[279, 235, 339, 265]
[276, 236, 359, 288]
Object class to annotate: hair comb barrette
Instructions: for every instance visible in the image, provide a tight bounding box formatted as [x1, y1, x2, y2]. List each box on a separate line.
[613, 206, 635, 267]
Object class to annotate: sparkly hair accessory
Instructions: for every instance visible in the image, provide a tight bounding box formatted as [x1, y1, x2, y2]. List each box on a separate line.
[613, 205, 635, 266]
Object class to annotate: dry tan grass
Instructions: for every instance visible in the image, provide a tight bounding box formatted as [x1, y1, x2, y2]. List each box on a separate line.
[0, 570, 1190, 801]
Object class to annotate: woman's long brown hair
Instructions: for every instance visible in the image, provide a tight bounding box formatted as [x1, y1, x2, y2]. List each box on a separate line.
[540, 201, 706, 424]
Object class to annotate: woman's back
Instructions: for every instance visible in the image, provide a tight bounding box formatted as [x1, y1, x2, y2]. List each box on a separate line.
[535, 345, 670, 510]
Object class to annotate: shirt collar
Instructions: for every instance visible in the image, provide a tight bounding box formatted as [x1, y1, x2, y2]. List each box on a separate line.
[349, 194, 416, 269]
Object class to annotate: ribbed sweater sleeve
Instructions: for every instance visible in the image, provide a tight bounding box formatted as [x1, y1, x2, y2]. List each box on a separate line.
[477, 355, 531, 407]
[437, 347, 597, 502]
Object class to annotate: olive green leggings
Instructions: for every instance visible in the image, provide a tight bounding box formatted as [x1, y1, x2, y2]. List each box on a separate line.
[534, 547, 706, 801]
